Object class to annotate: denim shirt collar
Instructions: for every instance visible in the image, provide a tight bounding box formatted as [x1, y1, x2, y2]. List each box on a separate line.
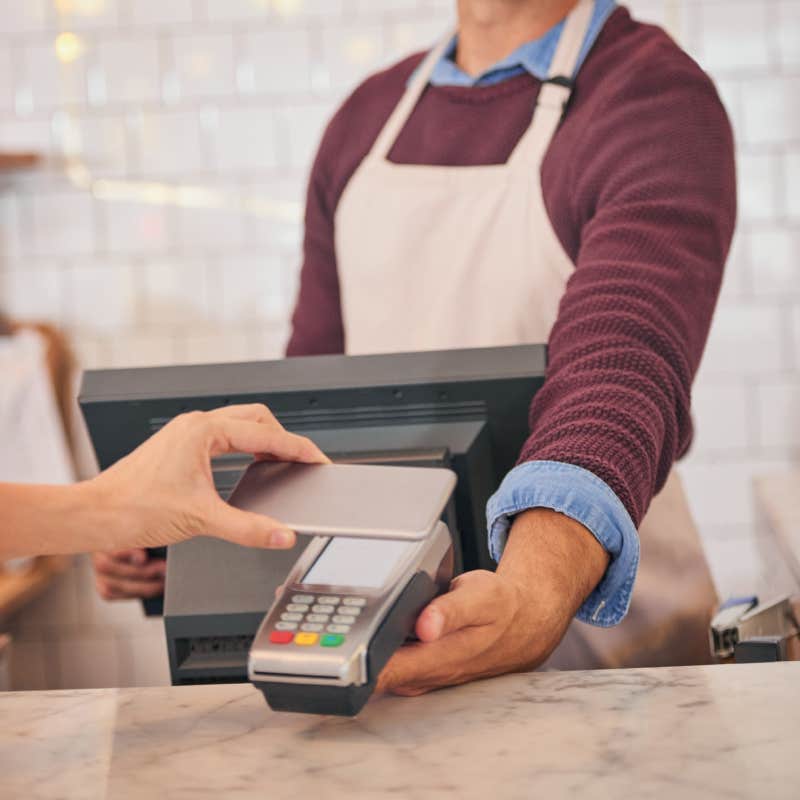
[427, 0, 617, 87]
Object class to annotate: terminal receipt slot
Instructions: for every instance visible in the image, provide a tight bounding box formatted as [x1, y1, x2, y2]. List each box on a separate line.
[238, 463, 457, 716]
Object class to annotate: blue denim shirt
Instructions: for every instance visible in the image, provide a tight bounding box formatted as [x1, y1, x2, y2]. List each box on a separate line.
[423, 0, 617, 87]
[421, 1, 637, 627]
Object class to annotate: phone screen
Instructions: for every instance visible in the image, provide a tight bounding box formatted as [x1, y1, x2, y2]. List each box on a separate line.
[302, 537, 415, 589]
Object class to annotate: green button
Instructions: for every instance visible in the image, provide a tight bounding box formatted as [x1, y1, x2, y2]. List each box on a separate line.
[321, 634, 345, 647]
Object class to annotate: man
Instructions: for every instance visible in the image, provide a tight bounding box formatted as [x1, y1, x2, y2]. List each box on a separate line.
[1, 405, 326, 562]
[96, 0, 735, 693]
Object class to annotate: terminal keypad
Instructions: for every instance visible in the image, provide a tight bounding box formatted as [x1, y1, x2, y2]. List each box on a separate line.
[270, 594, 367, 647]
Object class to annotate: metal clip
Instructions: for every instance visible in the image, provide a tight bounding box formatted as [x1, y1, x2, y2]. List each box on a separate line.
[710, 594, 800, 661]
[537, 78, 573, 113]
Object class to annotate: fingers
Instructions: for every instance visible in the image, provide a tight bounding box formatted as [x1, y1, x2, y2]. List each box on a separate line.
[206, 404, 280, 425]
[208, 415, 328, 464]
[415, 571, 498, 642]
[97, 548, 148, 566]
[204, 498, 297, 550]
[376, 572, 507, 696]
[168, 404, 329, 463]
[93, 550, 166, 601]
[93, 551, 165, 581]
[377, 628, 486, 696]
[96, 573, 165, 601]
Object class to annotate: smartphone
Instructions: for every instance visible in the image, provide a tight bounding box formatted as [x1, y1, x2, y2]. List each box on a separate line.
[228, 461, 457, 542]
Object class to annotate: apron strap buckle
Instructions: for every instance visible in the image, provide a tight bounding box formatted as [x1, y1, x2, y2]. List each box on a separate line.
[538, 78, 574, 113]
[543, 75, 574, 89]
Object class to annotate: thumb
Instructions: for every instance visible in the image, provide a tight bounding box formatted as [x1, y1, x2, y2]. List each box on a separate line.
[204, 499, 297, 550]
[415, 571, 499, 642]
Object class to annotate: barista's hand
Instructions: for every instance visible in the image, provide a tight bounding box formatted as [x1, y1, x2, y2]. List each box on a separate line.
[376, 508, 609, 695]
[91, 403, 328, 601]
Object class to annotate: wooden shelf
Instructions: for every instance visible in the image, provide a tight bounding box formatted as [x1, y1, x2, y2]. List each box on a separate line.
[0, 152, 40, 172]
[0, 556, 72, 622]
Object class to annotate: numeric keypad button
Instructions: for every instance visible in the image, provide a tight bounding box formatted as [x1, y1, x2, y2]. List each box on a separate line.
[300, 623, 324, 632]
[326, 624, 351, 634]
[292, 594, 314, 604]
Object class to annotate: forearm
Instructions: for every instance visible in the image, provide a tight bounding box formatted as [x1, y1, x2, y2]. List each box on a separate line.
[498, 507, 609, 623]
[520, 290, 696, 524]
[0, 481, 119, 559]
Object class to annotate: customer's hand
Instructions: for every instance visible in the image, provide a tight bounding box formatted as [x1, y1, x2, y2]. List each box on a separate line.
[91, 404, 327, 601]
[93, 549, 167, 601]
[376, 508, 609, 695]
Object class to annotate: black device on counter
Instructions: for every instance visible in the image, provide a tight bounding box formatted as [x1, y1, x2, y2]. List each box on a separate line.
[141, 546, 167, 616]
[230, 461, 457, 716]
[78, 344, 546, 685]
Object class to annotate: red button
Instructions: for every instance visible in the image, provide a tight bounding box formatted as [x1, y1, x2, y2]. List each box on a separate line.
[269, 630, 294, 644]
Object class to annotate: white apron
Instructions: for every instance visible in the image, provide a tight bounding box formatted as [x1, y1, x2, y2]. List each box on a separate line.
[335, 0, 717, 669]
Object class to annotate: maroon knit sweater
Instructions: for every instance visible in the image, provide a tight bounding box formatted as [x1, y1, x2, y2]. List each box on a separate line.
[286, 6, 737, 526]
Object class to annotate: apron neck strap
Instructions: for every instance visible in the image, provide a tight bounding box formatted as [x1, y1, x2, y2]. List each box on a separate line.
[368, 33, 454, 163]
[549, 0, 595, 81]
[508, 0, 596, 168]
[368, 0, 596, 167]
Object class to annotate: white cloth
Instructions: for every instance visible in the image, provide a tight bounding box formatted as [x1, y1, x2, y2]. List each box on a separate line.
[0, 330, 75, 485]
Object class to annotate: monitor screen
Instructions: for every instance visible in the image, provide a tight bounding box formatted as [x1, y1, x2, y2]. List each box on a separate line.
[302, 537, 415, 589]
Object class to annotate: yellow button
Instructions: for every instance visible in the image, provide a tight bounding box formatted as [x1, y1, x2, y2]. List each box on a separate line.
[294, 632, 318, 646]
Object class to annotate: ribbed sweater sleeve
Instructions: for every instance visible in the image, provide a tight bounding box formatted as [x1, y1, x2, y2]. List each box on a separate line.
[285, 144, 345, 356]
[519, 57, 736, 524]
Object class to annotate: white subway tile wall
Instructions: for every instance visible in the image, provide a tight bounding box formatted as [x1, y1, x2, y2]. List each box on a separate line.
[135, 110, 206, 175]
[0, 0, 797, 689]
[54, 0, 120, 31]
[204, 0, 271, 23]
[0, 194, 21, 261]
[2, 264, 66, 322]
[777, 1, 800, 68]
[0, 1, 48, 36]
[126, 0, 194, 28]
[92, 38, 162, 107]
[0, 46, 14, 111]
[243, 29, 315, 94]
[24, 190, 96, 256]
[212, 105, 281, 171]
[175, 186, 248, 251]
[786, 148, 800, 218]
[171, 33, 237, 100]
[699, 1, 772, 73]
[23, 39, 88, 109]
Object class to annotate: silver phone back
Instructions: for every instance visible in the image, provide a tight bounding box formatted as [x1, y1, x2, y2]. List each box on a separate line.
[227, 462, 457, 541]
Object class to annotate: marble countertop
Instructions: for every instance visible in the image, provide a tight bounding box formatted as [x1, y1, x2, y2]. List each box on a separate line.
[2, 662, 798, 799]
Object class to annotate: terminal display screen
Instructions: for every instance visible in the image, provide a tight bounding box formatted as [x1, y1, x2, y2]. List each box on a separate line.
[302, 537, 415, 589]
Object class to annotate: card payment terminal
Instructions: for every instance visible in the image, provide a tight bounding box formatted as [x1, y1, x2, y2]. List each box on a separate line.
[230, 462, 457, 716]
